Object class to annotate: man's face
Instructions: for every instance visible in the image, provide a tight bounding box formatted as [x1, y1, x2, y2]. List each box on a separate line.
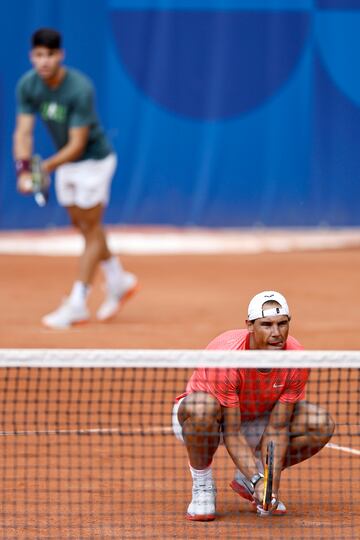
[30, 46, 64, 81]
[247, 301, 290, 350]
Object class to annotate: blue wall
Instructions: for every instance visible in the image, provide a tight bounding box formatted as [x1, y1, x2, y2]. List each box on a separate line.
[1, 0, 360, 228]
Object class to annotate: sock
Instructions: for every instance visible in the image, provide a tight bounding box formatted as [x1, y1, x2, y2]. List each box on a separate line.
[189, 464, 214, 487]
[68, 281, 88, 306]
[101, 256, 124, 289]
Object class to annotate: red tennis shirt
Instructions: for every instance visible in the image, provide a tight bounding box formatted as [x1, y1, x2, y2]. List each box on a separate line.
[176, 329, 309, 420]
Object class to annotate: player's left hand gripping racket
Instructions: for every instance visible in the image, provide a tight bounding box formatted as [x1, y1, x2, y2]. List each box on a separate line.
[31, 155, 50, 207]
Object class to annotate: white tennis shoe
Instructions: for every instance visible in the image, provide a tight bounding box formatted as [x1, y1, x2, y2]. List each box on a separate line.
[96, 272, 138, 322]
[186, 483, 217, 521]
[42, 299, 90, 329]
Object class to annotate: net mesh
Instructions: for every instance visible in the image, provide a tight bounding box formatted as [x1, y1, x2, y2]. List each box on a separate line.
[0, 349, 359, 539]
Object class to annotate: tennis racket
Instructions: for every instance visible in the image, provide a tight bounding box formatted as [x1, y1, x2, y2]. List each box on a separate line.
[31, 154, 50, 207]
[262, 441, 274, 512]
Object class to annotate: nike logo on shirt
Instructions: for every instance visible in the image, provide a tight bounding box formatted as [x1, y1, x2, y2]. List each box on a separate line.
[273, 383, 284, 388]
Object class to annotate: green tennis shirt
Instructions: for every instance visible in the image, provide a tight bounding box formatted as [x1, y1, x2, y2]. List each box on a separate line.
[16, 67, 113, 161]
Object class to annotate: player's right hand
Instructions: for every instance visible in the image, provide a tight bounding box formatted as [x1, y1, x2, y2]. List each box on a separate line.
[17, 173, 33, 194]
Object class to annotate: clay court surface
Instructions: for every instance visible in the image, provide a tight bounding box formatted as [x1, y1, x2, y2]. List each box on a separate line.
[0, 229, 359, 538]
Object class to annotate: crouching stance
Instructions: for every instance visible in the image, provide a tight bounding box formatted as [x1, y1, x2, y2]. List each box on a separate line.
[172, 291, 334, 520]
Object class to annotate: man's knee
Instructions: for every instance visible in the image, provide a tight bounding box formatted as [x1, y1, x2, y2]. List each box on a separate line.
[310, 408, 335, 441]
[179, 392, 222, 428]
[294, 402, 335, 441]
[67, 205, 103, 236]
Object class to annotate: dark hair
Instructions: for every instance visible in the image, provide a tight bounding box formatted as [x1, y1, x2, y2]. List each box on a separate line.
[31, 28, 62, 50]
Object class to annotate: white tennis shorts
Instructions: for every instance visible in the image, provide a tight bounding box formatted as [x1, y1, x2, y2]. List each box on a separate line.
[172, 397, 269, 456]
[55, 153, 117, 209]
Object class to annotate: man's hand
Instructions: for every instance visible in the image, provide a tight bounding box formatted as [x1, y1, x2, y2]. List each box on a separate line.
[16, 156, 50, 208]
[17, 172, 33, 194]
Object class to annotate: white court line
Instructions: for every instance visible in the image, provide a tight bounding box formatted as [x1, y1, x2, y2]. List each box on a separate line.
[0, 426, 173, 437]
[0, 427, 359, 458]
[1, 228, 360, 255]
[326, 442, 360, 456]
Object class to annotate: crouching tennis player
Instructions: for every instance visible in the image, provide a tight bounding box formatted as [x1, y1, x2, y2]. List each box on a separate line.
[172, 291, 335, 521]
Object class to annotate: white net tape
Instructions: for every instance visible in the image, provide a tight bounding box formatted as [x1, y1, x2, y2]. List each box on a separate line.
[0, 348, 359, 368]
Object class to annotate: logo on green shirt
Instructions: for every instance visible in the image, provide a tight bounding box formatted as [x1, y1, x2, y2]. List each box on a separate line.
[40, 102, 67, 123]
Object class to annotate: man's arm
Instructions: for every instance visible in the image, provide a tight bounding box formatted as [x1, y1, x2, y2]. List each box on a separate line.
[41, 126, 89, 174]
[222, 406, 264, 502]
[13, 114, 35, 193]
[13, 113, 34, 158]
[261, 400, 295, 500]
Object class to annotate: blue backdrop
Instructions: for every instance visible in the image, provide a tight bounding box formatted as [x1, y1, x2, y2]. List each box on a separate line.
[1, 0, 360, 229]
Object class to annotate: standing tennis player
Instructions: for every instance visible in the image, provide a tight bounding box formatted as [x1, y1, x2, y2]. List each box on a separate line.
[13, 28, 137, 329]
[172, 291, 335, 521]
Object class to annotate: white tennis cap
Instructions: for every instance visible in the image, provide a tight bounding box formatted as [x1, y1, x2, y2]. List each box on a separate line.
[247, 290, 290, 321]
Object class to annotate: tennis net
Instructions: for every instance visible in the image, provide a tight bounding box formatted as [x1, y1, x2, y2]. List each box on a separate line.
[0, 349, 359, 539]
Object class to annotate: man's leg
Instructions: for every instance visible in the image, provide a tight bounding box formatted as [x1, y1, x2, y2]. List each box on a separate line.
[67, 203, 138, 323]
[177, 392, 222, 521]
[42, 204, 107, 329]
[43, 151, 138, 329]
[178, 391, 222, 468]
[285, 401, 335, 468]
[42, 203, 137, 329]
[67, 204, 111, 285]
